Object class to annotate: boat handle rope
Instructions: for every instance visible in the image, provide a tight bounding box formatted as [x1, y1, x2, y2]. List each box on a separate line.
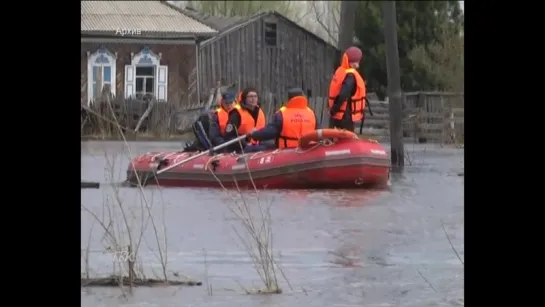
[249, 149, 281, 160]
[295, 138, 335, 154]
[204, 153, 226, 171]
[362, 137, 379, 143]
[203, 138, 338, 170]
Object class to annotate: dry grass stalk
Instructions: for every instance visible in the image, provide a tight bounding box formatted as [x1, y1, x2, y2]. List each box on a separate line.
[417, 220, 464, 295]
[206, 138, 292, 295]
[81, 91, 171, 294]
[441, 220, 464, 266]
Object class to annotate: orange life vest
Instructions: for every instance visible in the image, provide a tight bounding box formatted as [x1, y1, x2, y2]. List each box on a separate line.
[216, 104, 249, 136]
[216, 105, 240, 136]
[240, 107, 266, 145]
[235, 92, 242, 105]
[237, 106, 265, 141]
[328, 64, 366, 122]
[277, 96, 316, 149]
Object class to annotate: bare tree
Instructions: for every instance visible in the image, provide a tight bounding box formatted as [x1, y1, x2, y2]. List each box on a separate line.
[171, 1, 337, 47]
[309, 1, 341, 46]
[180, 1, 298, 19]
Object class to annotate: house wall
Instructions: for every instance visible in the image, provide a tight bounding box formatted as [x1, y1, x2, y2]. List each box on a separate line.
[197, 14, 339, 106]
[81, 43, 196, 106]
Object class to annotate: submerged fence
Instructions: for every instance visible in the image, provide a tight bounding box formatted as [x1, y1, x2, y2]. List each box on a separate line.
[260, 91, 464, 144]
[81, 89, 463, 144]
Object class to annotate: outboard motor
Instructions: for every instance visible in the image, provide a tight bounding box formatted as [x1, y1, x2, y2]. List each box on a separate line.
[183, 110, 213, 152]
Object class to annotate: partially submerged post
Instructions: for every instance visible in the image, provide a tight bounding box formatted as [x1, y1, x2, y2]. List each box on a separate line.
[382, 1, 405, 172]
[338, 1, 358, 51]
[81, 181, 100, 189]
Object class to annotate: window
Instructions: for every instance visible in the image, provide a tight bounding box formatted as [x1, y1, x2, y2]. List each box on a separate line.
[264, 22, 277, 47]
[124, 47, 169, 101]
[87, 48, 116, 104]
[135, 66, 155, 100]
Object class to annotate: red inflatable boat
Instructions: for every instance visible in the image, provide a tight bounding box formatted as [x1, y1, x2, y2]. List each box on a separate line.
[126, 130, 390, 189]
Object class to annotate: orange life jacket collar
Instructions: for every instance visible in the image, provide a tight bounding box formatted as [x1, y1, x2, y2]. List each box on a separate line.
[220, 103, 234, 112]
[285, 96, 308, 109]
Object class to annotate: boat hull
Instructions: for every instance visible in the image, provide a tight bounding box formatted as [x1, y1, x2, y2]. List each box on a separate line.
[127, 138, 390, 189]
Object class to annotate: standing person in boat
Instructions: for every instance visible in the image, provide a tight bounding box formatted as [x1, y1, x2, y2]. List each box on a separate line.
[248, 88, 319, 149]
[328, 46, 367, 132]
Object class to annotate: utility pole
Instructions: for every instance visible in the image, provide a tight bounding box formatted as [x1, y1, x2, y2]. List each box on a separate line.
[338, 1, 357, 52]
[382, 1, 404, 172]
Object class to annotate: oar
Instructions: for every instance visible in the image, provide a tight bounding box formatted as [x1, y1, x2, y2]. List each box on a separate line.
[154, 134, 248, 175]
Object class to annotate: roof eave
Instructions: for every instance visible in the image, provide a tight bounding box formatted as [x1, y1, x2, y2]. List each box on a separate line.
[81, 31, 216, 45]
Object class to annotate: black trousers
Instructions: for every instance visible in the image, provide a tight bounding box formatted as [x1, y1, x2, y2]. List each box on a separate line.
[330, 118, 355, 131]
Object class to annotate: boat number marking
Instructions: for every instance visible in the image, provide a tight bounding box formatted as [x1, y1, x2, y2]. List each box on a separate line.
[259, 156, 273, 164]
[370, 149, 387, 156]
[325, 149, 351, 156]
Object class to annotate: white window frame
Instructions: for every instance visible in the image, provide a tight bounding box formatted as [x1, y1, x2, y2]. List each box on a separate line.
[124, 47, 168, 101]
[87, 48, 116, 105]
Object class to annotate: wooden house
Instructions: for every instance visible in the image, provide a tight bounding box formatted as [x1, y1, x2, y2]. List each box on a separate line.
[80, 1, 217, 106]
[184, 8, 340, 121]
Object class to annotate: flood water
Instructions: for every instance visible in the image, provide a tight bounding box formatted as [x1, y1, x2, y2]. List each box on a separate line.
[81, 141, 464, 307]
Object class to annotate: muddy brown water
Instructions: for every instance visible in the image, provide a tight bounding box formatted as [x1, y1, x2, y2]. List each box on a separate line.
[81, 141, 464, 307]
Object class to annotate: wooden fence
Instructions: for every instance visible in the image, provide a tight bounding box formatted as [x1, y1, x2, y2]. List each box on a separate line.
[81, 89, 463, 145]
[351, 91, 465, 144]
[81, 84, 227, 138]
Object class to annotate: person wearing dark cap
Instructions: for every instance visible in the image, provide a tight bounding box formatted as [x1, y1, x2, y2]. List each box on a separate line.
[248, 88, 319, 149]
[328, 46, 367, 131]
[208, 90, 246, 152]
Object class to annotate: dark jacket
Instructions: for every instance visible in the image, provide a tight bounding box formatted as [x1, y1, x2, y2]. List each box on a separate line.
[251, 111, 320, 146]
[330, 73, 357, 122]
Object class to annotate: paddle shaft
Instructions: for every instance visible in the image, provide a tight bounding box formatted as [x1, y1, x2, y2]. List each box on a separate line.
[156, 134, 247, 175]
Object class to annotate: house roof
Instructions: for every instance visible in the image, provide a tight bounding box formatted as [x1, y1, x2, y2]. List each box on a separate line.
[180, 6, 252, 31]
[196, 10, 339, 51]
[81, 1, 217, 38]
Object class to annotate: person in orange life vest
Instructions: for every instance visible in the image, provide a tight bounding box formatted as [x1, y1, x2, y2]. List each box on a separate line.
[209, 91, 255, 151]
[249, 88, 319, 149]
[238, 87, 266, 141]
[328, 46, 367, 131]
[239, 87, 274, 152]
[208, 91, 250, 153]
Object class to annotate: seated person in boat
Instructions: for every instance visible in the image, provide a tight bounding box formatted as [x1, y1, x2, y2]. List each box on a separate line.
[183, 87, 269, 153]
[248, 88, 319, 149]
[238, 87, 276, 153]
[208, 89, 258, 153]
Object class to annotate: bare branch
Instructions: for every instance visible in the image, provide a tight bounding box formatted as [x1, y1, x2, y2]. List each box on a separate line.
[309, 1, 339, 46]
